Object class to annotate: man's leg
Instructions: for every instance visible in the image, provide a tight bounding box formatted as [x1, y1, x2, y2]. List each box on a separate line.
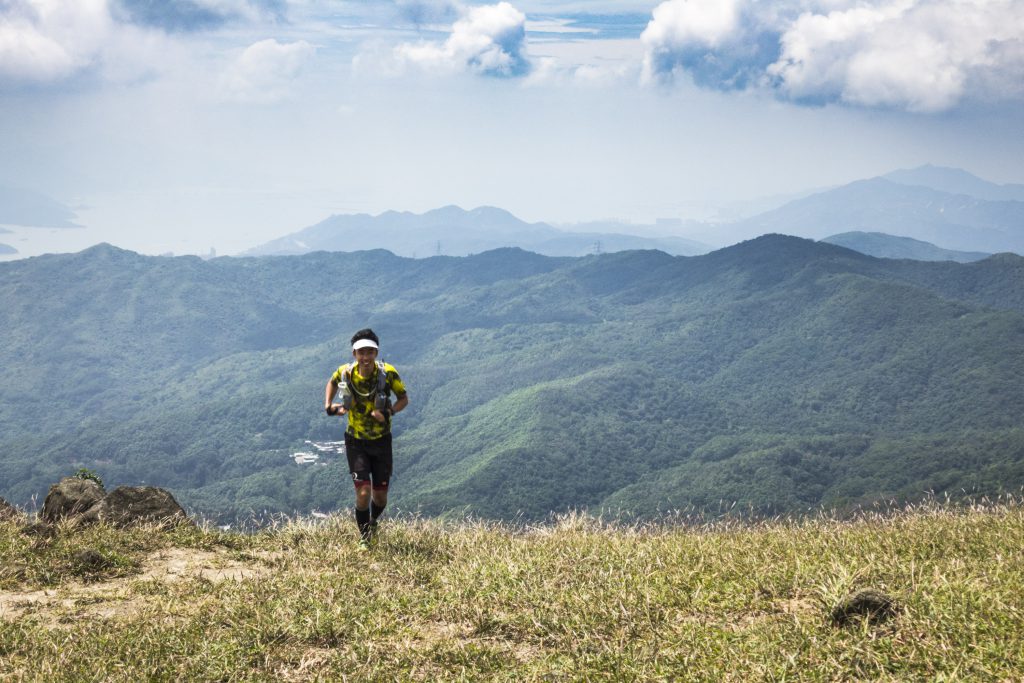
[346, 433, 374, 544]
[354, 482, 372, 542]
[369, 434, 393, 528]
[370, 489, 388, 525]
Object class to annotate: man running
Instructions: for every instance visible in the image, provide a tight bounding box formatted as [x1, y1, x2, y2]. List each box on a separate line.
[325, 328, 408, 549]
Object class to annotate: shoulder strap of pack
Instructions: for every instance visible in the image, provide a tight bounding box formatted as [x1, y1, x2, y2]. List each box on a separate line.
[344, 361, 388, 397]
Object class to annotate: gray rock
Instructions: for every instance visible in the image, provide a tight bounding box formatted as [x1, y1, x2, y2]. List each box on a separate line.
[72, 548, 112, 572]
[86, 486, 191, 527]
[831, 589, 900, 626]
[40, 477, 105, 523]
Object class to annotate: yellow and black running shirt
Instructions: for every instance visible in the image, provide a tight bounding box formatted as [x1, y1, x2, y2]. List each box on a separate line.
[331, 362, 406, 440]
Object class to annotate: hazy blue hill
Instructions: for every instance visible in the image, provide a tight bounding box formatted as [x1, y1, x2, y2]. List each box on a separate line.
[0, 243, 15, 255]
[822, 231, 990, 262]
[2, 236, 1024, 521]
[722, 178, 1024, 254]
[245, 206, 562, 257]
[244, 205, 707, 258]
[0, 185, 81, 228]
[884, 164, 1024, 201]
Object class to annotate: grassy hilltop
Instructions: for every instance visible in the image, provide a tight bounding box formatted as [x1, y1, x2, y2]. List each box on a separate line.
[2, 500, 1023, 681]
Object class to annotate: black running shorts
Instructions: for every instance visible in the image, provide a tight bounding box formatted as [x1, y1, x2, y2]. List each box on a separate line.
[345, 432, 392, 490]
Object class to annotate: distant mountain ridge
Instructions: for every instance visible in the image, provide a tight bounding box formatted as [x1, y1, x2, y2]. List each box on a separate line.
[245, 205, 709, 258]
[240, 165, 1021, 262]
[714, 176, 1024, 254]
[883, 164, 1024, 201]
[822, 232, 990, 262]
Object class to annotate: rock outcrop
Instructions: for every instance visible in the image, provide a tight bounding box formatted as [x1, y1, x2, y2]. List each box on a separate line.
[84, 486, 190, 527]
[39, 477, 105, 523]
[39, 478, 191, 528]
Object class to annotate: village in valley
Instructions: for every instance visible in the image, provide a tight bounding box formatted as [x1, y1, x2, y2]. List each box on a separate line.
[291, 440, 344, 465]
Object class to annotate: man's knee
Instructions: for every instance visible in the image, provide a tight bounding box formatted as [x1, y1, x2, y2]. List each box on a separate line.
[353, 475, 372, 507]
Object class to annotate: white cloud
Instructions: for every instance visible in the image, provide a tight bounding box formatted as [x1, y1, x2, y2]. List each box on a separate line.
[642, 0, 740, 49]
[221, 38, 315, 103]
[522, 58, 634, 88]
[0, 0, 221, 87]
[641, 0, 1024, 112]
[769, 0, 1024, 112]
[640, 0, 775, 89]
[0, 0, 115, 83]
[388, 2, 531, 78]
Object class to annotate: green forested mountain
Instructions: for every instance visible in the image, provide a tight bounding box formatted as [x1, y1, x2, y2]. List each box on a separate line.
[2, 236, 1023, 522]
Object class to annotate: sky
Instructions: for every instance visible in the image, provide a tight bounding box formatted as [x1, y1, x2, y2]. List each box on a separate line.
[1, 0, 1022, 258]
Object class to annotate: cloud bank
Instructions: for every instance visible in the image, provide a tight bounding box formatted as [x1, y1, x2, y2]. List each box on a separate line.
[390, 2, 531, 77]
[641, 0, 780, 91]
[5, 0, 1019, 112]
[221, 38, 314, 103]
[0, 0, 115, 83]
[642, 0, 1024, 112]
[0, 0, 284, 87]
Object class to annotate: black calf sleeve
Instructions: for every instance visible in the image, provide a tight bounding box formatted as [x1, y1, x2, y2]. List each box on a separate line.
[355, 506, 371, 539]
[370, 501, 387, 523]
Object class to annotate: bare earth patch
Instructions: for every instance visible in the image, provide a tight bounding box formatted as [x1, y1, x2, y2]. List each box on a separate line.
[0, 547, 265, 625]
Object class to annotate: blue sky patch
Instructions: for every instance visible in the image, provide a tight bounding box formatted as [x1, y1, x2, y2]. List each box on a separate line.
[526, 12, 650, 40]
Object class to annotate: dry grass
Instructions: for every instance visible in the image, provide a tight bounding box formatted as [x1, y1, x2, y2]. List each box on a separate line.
[1, 499, 1022, 681]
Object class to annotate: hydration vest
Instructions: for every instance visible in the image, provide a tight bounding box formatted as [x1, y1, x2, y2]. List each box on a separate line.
[340, 360, 390, 412]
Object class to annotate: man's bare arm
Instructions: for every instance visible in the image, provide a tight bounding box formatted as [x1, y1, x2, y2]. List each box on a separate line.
[325, 379, 345, 414]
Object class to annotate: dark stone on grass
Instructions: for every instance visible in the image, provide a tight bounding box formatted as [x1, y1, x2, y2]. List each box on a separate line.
[72, 548, 112, 572]
[40, 477, 105, 523]
[84, 486, 191, 527]
[831, 589, 899, 626]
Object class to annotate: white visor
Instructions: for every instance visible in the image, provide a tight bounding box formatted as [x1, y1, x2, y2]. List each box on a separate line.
[352, 339, 379, 351]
